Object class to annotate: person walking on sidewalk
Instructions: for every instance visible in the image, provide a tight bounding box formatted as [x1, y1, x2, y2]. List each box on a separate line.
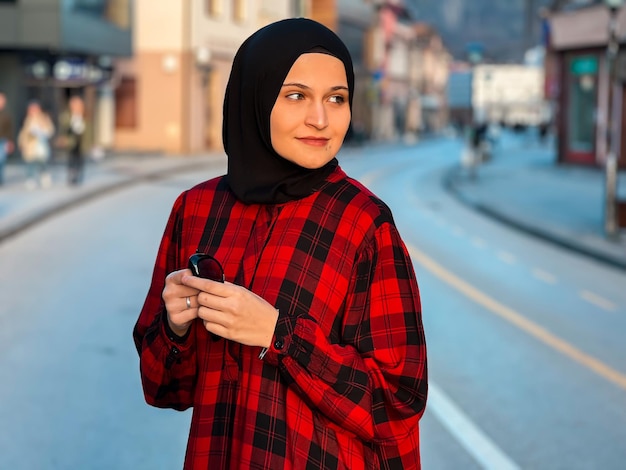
[18, 100, 54, 189]
[133, 18, 427, 469]
[57, 95, 92, 186]
[0, 92, 14, 186]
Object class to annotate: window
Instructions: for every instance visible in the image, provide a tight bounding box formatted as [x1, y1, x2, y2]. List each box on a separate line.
[105, 0, 130, 29]
[73, 0, 107, 16]
[233, 0, 246, 22]
[567, 55, 597, 154]
[206, 0, 222, 17]
[73, 0, 130, 29]
[115, 77, 137, 129]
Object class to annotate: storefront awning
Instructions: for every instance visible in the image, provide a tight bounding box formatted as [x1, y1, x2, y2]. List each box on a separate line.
[549, 5, 626, 50]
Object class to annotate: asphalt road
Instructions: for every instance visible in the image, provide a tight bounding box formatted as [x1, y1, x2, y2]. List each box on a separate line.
[0, 138, 624, 469]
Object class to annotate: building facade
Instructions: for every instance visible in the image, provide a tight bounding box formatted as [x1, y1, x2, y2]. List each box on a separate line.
[548, 3, 626, 168]
[472, 64, 547, 127]
[410, 23, 451, 135]
[106, 0, 449, 155]
[114, 0, 298, 155]
[0, 0, 132, 154]
[364, 1, 451, 142]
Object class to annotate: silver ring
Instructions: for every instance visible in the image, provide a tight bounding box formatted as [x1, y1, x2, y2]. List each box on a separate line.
[186, 296, 191, 309]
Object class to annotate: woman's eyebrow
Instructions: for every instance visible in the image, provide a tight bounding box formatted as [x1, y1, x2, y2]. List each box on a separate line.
[282, 82, 349, 92]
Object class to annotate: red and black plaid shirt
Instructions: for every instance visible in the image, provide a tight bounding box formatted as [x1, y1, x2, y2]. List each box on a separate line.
[134, 166, 427, 469]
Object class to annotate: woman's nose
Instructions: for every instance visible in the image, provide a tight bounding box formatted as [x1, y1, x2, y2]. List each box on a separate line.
[305, 102, 328, 129]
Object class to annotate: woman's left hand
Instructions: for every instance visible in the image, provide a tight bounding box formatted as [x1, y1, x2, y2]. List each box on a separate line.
[181, 275, 279, 348]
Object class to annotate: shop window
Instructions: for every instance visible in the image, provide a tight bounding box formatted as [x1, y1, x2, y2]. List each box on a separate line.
[115, 77, 137, 129]
[567, 55, 597, 154]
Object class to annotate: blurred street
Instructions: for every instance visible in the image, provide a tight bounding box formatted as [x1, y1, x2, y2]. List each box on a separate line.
[1, 131, 625, 469]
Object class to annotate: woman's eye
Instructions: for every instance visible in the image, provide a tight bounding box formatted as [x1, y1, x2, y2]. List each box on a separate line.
[286, 92, 305, 100]
[329, 95, 346, 104]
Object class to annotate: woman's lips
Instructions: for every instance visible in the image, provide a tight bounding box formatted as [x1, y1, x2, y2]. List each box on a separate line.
[297, 137, 329, 147]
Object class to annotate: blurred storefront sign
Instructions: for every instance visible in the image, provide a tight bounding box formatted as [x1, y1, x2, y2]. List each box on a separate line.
[569, 56, 598, 75]
[23, 57, 112, 87]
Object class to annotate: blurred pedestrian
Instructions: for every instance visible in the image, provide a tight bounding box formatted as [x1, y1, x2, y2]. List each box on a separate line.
[0, 92, 14, 186]
[57, 95, 92, 185]
[18, 100, 54, 189]
[133, 18, 427, 469]
[538, 120, 550, 145]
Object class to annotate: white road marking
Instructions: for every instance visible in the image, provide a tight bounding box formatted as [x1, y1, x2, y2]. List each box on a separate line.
[471, 237, 487, 249]
[452, 226, 466, 237]
[579, 290, 617, 313]
[497, 251, 517, 265]
[532, 268, 557, 285]
[428, 381, 521, 470]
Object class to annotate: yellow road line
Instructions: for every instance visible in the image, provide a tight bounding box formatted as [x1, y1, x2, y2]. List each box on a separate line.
[408, 244, 626, 391]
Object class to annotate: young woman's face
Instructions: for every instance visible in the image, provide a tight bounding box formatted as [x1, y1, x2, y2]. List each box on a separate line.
[270, 53, 351, 169]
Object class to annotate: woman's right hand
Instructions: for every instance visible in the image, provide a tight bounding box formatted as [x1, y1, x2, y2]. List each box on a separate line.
[162, 269, 201, 338]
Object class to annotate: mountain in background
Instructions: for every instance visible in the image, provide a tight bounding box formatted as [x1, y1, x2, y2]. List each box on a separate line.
[405, 0, 553, 63]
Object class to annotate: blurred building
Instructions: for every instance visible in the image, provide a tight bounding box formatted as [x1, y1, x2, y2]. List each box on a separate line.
[114, 0, 296, 155]
[365, 2, 451, 142]
[410, 22, 451, 134]
[324, 0, 377, 144]
[547, 3, 626, 168]
[0, 0, 132, 153]
[115, 0, 385, 154]
[472, 64, 547, 127]
[365, 0, 412, 141]
[108, 0, 454, 154]
[446, 64, 473, 131]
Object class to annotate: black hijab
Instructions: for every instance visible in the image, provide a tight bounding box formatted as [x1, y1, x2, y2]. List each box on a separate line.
[223, 18, 355, 204]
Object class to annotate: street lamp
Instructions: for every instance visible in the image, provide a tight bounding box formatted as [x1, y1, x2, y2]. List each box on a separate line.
[604, 0, 624, 238]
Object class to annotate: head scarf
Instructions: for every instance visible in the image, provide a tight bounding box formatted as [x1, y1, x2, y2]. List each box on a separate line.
[223, 18, 354, 204]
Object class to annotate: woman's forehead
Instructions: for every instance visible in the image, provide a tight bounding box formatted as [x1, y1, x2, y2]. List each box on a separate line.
[284, 53, 348, 83]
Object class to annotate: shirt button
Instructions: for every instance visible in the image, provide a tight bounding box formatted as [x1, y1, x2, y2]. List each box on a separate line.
[274, 339, 284, 350]
[171, 346, 180, 355]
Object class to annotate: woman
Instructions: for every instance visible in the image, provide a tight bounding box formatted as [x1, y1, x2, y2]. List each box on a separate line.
[134, 18, 427, 469]
[18, 100, 54, 189]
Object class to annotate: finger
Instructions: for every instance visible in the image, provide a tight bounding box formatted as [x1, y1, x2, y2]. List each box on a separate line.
[198, 304, 229, 327]
[166, 268, 194, 286]
[196, 290, 229, 312]
[183, 294, 200, 310]
[168, 309, 198, 332]
[182, 275, 230, 297]
[163, 284, 200, 305]
[202, 319, 229, 339]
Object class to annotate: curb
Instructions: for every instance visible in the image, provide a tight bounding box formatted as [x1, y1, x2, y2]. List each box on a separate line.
[0, 158, 221, 245]
[442, 166, 626, 272]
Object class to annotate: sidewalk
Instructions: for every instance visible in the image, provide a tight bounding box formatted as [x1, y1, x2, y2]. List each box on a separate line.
[0, 152, 227, 243]
[445, 131, 626, 271]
